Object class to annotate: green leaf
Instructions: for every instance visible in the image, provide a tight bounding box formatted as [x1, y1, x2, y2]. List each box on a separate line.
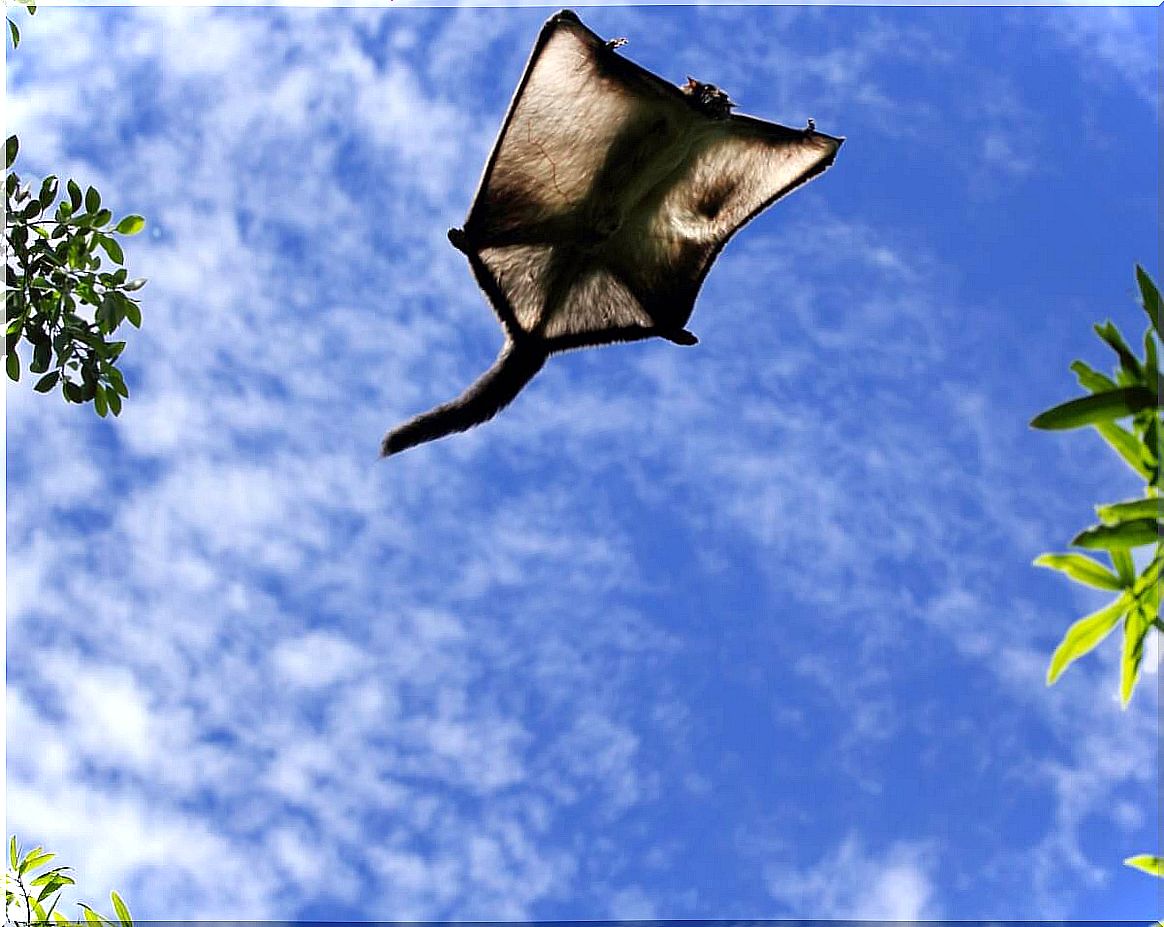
[98, 234, 125, 265]
[28, 850, 55, 872]
[1110, 548, 1135, 586]
[1120, 604, 1152, 706]
[7, 350, 20, 381]
[6, 134, 18, 169]
[124, 300, 142, 328]
[79, 904, 105, 927]
[1092, 421, 1152, 480]
[33, 370, 60, 392]
[114, 215, 145, 235]
[110, 891, 132, 927]
[37, 175, 58, 206]
[30, 339, 51, 373]
[1031, 387, 1158, 430]
[1097, 498, 1162, 525]
[93, 385, 108, 417]
[10, 836, 19, 870]
[1143, 416, 1161, 472]
[67, 179, 82, 211]
[1094, 320, 1143, 380]
[1137, 266, 1161, 334]
[107, 386, 122, 416]
[1072, 518, 1160, 550]
[9, 17, 20, 48]
[92, 208, 113, 228]
[107, 365, 128, 399]
[18, 846, 48, 873]
[1124, 854, 1164, 877]
[36, 873, 73, 902]
[84, 185, 100, 213]
[1046, 593, 1129, 684]
[1033, 552, 1123, 590]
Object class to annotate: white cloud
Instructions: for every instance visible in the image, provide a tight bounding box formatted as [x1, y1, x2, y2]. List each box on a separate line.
[271, 630, 368, 689]
[766, 834, 941, 919]
[1044, 8, 1156, 106]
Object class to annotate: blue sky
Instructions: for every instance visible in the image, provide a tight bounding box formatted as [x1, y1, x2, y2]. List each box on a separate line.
[4, 3, 1159, 921]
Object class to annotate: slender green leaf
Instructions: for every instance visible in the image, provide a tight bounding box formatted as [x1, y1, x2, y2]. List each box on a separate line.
[114, 215, 145, 235]
[6, 134, 18, 169]
[18, 846, 48, 873]
[9, 18, 20, 48]
[1031, 387, 1158, 430]
[1092, 421, 1152, 480]
[1133, 551, 1163, 597]
[1072, 518, 1160, 550]
[1046, 593, 1130, 684]
[10, 836, 18, 869]
[7, 350, 21, 382]
[1110, 548, 1135, 586]
[1124, 854, 1164, 877]
[1034, 552, 1123, 590]
[79, 904, 104, 927]
[1120, 604, 1152, 706]
[84, 185, 100, 213]
[107, 387, 122, 416]
[1097, 498, 1162, 525]
[37, 876, 69, 902]
[110, 891, 132, 927]
[93, 385, 108, 417]
[1137, 265, 1161, 334]
[30, 866, 73, 888]
[1094, 320, 1143, 380]
[124, 300, 141, 328]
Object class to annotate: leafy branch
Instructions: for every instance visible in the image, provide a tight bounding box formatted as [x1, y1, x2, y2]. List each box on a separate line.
[1031, 264, 1162, 880]
[5, 837, 132, 927]
[5, 135, 146, 416]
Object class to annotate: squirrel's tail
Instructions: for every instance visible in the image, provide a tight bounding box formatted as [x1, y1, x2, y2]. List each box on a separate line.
[381, 341, 547, 457]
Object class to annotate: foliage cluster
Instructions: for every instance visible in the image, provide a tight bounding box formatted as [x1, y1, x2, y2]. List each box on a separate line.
[5, 838, 132, 927]
[1031, 265, 1162, 880]
[5, 136, 146, 416]
[5, 0, 146, 417]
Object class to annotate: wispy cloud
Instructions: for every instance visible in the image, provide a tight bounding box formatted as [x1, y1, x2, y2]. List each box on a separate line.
[766, 834, 941, 919]
[1043, 7, 1157, 106]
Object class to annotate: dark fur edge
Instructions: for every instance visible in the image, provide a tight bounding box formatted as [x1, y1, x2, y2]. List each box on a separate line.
[380, 341, 548, 457]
